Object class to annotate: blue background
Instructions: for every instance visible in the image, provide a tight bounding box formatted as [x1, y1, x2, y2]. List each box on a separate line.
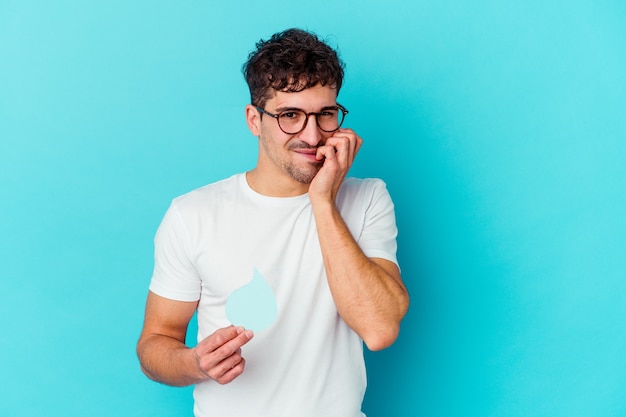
[1, 1, 625, 416]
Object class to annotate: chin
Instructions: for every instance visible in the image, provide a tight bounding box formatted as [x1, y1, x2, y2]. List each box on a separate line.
[287, 165, 320, 184]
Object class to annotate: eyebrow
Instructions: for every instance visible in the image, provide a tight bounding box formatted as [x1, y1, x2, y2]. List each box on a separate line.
[274, 105, 339, 113]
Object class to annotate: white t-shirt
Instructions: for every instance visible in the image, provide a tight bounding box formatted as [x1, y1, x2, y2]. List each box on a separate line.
[149, 173, 398, 417]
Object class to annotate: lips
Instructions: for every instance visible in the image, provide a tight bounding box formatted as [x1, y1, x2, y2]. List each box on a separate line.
[292, 148, 322, 163]
[293, 148, 316, 155]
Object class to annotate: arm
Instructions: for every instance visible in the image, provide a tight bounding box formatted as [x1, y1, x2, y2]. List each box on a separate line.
[312, 199, 409, 351]
[309, 129, 409, 351]
[136, 291, 253, 386]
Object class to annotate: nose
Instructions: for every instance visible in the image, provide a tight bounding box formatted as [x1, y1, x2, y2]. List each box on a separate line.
[297, 114, 323, 146]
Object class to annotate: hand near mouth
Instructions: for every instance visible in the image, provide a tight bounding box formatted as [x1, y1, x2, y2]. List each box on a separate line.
[308, 128, 363, 204]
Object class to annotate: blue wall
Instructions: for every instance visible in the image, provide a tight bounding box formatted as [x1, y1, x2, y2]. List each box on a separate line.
[1, 1, 625, 416]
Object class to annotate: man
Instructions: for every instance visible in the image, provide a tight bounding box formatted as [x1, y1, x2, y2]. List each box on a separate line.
[137, 28, 409, 417]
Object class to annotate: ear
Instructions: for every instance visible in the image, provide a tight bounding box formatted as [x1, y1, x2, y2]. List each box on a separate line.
[245, 105, 261, 136]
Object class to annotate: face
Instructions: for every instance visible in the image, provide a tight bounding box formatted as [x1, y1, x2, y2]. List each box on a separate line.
[247, 84, 339, 189]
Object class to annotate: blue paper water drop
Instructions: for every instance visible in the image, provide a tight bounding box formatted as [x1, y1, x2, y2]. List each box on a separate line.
[225, 268, 278, 332]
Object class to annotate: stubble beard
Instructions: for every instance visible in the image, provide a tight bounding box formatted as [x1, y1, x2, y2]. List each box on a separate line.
[260, 128, 322, 184]
[284, 140, 325, 184]
[284, 161, 322, 184]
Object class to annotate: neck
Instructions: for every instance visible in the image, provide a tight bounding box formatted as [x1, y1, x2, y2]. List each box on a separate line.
[245, 170, 309, 197]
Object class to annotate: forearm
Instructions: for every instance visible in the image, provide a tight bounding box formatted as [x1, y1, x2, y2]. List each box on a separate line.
[137, 334, 206, 387]
[312, 200, 409, 350]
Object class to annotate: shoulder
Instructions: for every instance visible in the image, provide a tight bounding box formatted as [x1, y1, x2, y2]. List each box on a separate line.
[157, 174, 244, 238]
[170, 173, 243, 212]
[338, 177, 390, 200]
[336, 177, 394, 215]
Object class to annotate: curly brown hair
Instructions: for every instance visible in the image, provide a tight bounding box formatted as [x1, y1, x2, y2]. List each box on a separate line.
[242, 28, 345, 108]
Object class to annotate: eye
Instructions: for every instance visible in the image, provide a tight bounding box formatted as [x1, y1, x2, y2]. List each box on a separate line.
[319, 109, 338, 119]
[280, 111, 301, 120]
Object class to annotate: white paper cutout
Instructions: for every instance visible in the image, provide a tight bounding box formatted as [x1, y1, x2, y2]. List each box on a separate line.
[225, 267, 278, 332]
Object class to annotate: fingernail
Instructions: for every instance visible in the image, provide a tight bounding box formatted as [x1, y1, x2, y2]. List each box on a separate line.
[245, 330, 254, 339]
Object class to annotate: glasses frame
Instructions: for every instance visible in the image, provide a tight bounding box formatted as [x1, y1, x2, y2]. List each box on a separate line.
[255, 104, 349, 135]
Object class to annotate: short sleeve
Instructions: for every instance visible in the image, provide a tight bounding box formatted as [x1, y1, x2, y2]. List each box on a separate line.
[359, 180, 398, 265]
[149, 201, 202, 301]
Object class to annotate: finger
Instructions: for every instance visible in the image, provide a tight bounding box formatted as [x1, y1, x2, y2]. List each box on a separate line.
[208, 348, 244, 381]
[316, 143, 337, 162]
[332, 131, 359, 152]
[215, 358, 247, 385]
[196, 327, 252, 367]
[211, 328, 253, 358]
[325, 136, 353, 168]
[199, 326, 241, 352]
[346, 130, 363, 155]
[196, 330, 253, 378]
[346, 133, 362, 162]
[202, 326, 254, 353]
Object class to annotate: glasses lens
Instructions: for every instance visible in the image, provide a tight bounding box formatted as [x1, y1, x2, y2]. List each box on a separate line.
[317, 108, 343, 132]
[278, 110, 307, 134]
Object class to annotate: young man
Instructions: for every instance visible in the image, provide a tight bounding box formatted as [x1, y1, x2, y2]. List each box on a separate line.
[137, 28, 409, 417]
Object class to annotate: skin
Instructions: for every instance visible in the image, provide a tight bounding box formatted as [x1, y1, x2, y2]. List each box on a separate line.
[136, 84, 409, 387]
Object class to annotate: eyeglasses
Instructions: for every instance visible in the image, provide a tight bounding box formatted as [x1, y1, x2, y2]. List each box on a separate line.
[255, 104, 348, 135]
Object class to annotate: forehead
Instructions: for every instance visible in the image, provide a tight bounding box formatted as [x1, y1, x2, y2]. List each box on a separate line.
[268, 84, 338, 110]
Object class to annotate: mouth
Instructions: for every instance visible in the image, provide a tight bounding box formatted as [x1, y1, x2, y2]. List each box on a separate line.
[291, 147, 321, 162]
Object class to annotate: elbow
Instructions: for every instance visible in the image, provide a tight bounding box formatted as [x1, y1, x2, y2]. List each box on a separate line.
[139, 364, 156, 381]
[136, 338, 157, 381]
[136, 343, 150, 379]
[362, 324, 400, 351]
[362, 294, 409, 351]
